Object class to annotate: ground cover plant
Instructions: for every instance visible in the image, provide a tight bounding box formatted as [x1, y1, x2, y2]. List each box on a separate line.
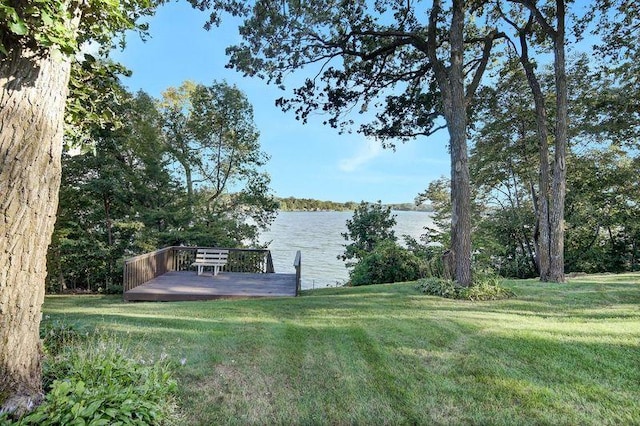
[33, 274, 640, 425]
[416, 274, 517, 301]
[1, 326, 178, 425]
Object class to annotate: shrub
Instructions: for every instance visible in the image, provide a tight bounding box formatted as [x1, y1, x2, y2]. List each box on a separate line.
[340, 201, 397, 266]
[460, 274, 516, 301]
[101, 284, 124, 295]
[459, 279, 516, 301]
[414, 277, 460, 298]
[16, 331, 178, 425]
[416, 274, 516, 301]
[403, 235, 445, 279]
[40, 320, 85, 357]
[349, 242, 423, 286]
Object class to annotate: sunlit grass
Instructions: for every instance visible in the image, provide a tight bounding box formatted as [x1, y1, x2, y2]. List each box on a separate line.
[42, 274, 640, 425]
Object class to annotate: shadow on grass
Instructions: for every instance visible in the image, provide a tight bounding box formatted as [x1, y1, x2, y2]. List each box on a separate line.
[40, 276, 640, 424]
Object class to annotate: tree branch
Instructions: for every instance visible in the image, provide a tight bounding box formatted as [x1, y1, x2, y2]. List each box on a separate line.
[427, 0, 451, 102]
[465, 30, 504, 104]
[509, 0, 557, 38]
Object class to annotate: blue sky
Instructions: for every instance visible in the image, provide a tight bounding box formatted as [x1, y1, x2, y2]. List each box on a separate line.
[112, 2, 451, 204]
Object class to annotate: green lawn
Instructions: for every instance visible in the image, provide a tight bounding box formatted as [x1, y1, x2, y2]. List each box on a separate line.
[42, 274, 640, 425]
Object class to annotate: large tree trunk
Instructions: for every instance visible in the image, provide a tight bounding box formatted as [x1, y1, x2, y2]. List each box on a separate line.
[427, 0, 473, 287]
[548, 0, 567, 283]
[514, 4, 567, 283]
[447, 0, 472, 287]
[448, 117, 472, 287]
[517, 26, 552, 280]
[0, 45, 72, 414]
[537, 132, 552, 280]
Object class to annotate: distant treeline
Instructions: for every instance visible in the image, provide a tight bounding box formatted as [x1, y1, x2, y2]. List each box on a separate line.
[276, 197, 433, 212]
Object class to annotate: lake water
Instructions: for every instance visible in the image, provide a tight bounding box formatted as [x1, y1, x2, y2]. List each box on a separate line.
[258, 211, 434, 289]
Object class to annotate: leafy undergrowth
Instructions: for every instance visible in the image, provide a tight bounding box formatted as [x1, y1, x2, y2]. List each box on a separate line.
[6, 323, 178, 425]
[36, 274, 640, 425]
[416, 275, 517, 300]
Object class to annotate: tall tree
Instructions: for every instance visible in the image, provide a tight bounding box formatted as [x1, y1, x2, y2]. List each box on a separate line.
[203, 0, 503, 286]
[159, 80, 277, 245]
[159, 81, 199, 210]
[0, 1, 159, 414]
[420, 3, 639, 279]
[49, 88, 183, 293]
[467, 40, 640, 277]
[497, 0, 568, 282]
[188, 82, 267, 208]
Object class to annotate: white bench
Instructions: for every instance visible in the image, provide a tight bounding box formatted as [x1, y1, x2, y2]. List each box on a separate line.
[191, 249, 229, 276]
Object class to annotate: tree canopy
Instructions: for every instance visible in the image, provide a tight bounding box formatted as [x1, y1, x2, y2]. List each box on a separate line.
[48, 78, 278, 294]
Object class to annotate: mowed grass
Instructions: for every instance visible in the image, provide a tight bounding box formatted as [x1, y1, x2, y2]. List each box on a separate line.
[42, 274, 640, 425]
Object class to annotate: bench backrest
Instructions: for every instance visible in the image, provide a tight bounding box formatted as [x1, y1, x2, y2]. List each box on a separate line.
[194, 249, 229, 264]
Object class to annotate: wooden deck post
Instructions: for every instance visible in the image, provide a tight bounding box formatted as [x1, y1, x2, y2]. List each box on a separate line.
[294, 251, 302, 296]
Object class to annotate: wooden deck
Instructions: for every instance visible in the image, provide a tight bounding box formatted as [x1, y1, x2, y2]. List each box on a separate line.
[124, 271, 297, 302]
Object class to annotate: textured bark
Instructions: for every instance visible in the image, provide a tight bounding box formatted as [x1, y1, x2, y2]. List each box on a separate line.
[441, 250, 455, 281]
[517, 20, 552, 280]
[537, 127, 552, 281]
[548, 0, 567, 283]
[512, 1, 567, 283]
[447, 0, 472, 287]
[426, 0, 498, 287]
[0, 45, 73, 413]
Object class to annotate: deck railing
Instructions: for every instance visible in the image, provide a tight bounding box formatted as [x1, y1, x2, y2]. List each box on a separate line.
[123, 246, 275, 292]
[123, 247, 174, 292]
[171, 247, 275, 274]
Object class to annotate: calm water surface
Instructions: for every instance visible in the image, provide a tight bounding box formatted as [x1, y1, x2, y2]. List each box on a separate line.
[259, 211, 433, 289]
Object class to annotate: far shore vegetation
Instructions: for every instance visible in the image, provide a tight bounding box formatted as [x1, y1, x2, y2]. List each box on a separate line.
[276, 196, 433, 212]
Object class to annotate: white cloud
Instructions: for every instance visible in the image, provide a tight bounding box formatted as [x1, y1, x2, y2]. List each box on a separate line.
[339, 137, 383, 172]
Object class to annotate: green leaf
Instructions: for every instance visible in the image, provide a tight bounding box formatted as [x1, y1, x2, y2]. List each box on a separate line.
[104, 407, 119, 418]
[9, 20, 28, 35]
[80, 399, 104, 418]
[71, 417, 87, 426]
[41, 10, 53, 26]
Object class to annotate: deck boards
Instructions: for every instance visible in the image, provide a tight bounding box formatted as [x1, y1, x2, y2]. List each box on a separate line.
[124, 271, 297, 302]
